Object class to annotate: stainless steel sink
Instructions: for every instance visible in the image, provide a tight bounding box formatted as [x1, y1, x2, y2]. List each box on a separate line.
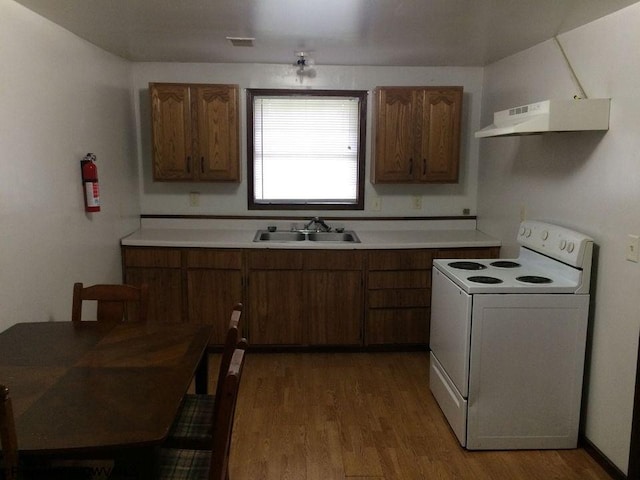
[253, 231, 306, 242]
[253, 229, 360, 243]
[307, 232, 360, 243]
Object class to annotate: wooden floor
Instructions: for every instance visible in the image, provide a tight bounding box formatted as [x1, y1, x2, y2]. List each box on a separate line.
[211, 351, 612, 480]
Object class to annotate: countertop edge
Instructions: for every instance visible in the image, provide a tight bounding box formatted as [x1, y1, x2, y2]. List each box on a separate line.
[120, 228, 501, 250]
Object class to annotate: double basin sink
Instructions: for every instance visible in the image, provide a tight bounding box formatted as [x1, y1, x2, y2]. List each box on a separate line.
[253, 229, 361, 243]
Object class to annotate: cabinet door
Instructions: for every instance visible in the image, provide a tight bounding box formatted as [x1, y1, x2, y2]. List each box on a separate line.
[186, 249, 243, 344]
[248, 270, 304, 345]
[123, 247, 183, 323]
[305, 271, 362, 345]
[373, 88, 416, 182]
[195, 85, 240, 181]
[419, 88, 462, 183]
[150, 83, 194, 180]
[187, 269, 243, 345]
[125, 267, 183, 323]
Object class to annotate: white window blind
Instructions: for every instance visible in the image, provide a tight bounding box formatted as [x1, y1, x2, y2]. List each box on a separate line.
[253, 96, 361, 204]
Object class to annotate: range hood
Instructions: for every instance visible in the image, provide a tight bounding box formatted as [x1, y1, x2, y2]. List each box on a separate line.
[475, 98, 610, 138]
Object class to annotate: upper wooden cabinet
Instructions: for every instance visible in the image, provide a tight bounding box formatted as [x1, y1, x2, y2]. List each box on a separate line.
[372, 86, 463, 184]
[150, 83, 240, 182]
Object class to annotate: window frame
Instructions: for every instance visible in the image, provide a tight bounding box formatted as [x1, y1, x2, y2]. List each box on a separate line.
[246, 88, 367, 211]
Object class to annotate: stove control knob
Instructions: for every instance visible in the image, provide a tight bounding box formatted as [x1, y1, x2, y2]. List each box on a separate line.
[560, 239, 567, 250]
[525, 228, 532, 237]
[519, 226, 526, 236]
[541, 230, 549, 240]
[567, 242, 575, 253]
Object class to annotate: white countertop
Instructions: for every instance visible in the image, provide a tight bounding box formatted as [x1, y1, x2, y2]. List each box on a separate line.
[121, 224, 500, 250]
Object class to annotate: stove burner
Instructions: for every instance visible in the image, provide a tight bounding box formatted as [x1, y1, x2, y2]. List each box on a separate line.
[516, 275, 553, 284]
[448, 261, 487, 271]
[490, 261, 521, 268]
[468, 276, 503, 284]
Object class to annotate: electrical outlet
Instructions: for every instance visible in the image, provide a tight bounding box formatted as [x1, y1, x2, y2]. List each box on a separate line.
[189, 192, 200, 207]
[627, 234, 639, 262]
[412, 196, 422, 209]
[371, 197, 381, 211]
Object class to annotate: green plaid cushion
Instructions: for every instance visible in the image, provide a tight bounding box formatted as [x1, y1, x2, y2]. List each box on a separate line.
[166, 394, 215, 449]
[158, 448, 211, 480]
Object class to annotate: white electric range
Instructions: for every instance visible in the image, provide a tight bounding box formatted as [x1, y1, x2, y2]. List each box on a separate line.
[429, 220, 593, 450]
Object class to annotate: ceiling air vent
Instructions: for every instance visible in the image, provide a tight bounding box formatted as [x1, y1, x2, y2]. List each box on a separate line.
[226, 37, 255, 47]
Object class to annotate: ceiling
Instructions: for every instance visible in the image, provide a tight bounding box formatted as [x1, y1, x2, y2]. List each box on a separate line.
[12, 0, 639, 66]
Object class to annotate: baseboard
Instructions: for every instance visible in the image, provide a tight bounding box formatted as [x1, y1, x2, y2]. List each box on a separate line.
[580, 434, 626, 480]
[207, 344, 429, 353]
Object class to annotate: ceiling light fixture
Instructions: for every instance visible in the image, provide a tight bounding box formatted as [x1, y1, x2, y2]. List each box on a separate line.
[295, 51, 316, 78]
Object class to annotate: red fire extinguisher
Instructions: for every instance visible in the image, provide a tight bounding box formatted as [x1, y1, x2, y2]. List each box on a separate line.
[80, 153, 100, 212]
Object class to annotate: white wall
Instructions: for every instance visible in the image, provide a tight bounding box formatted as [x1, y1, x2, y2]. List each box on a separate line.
[132, 63, 484, 218]
[478, 3, 640, 473]
[0, 1, 140, 332]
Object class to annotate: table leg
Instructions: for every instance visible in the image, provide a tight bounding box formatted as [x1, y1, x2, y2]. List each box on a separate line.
[194, 352, 209, 394]
[113, 446, 158, 480]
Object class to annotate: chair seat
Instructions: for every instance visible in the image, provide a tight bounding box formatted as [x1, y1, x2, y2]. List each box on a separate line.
[158, 448, 211, 480]
[166, 394, 215, 449]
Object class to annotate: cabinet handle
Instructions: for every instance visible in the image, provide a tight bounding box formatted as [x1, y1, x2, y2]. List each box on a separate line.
[409, 158, 413, 175]
[201, 157, 205, 174]
[186, 156, 191, 173]
[423, 158, 426, 176]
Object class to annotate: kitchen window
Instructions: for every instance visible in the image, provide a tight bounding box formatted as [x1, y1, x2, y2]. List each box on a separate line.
[247, 89, 367, 210]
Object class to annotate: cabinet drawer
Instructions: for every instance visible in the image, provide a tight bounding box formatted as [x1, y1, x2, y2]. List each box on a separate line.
[368, 250, 433, 270]
[435, 247, 499, 259]
[368, 271, 431, 289]
[366, 308, 430, 345]
[123, 248, 181, 268]
[368, 289, 430, 308]
[186, 249, 242, 269]
[304, 250, 363, 270]
[247, 250, 303, 270]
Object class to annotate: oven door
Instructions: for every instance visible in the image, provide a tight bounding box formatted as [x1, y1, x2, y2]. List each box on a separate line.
[466, 293, 589, 450]
[430, 266, 472, 397]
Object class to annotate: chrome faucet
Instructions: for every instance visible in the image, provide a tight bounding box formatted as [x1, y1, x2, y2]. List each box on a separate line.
[303, 216, 331, 232]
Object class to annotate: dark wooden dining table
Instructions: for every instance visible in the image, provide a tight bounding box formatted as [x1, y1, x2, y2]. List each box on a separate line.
[0, 320, 212, 478]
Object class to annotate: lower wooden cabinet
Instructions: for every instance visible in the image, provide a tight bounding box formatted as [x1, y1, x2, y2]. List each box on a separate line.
[122, 245, 498, 348]
[186, 249, 243, 345]
[366, 250, 433, 346]
[304, 250, 363, 346]
[246, 250, 363, 346]
[367, 309, 430, 345]
[247, 251, 303, 345]
[248, 270, 304, 345]
[123, 247, 183, 323]
[123, 247, 244, 345]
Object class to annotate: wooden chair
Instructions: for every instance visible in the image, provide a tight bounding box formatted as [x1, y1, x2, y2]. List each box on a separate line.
[165, 303, 244, 450]
[72, 282, 149, 323]
[158, 348, 246, 480]
[0, 385, 19, 480]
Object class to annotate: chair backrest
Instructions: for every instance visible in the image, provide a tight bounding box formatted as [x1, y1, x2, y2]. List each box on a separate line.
[214, 304, 243, 400]
[211, 304, 244, 433]
[72, 282, 149, 323]
[0, 385, 19, 480]
[209, 348, 246, 480]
